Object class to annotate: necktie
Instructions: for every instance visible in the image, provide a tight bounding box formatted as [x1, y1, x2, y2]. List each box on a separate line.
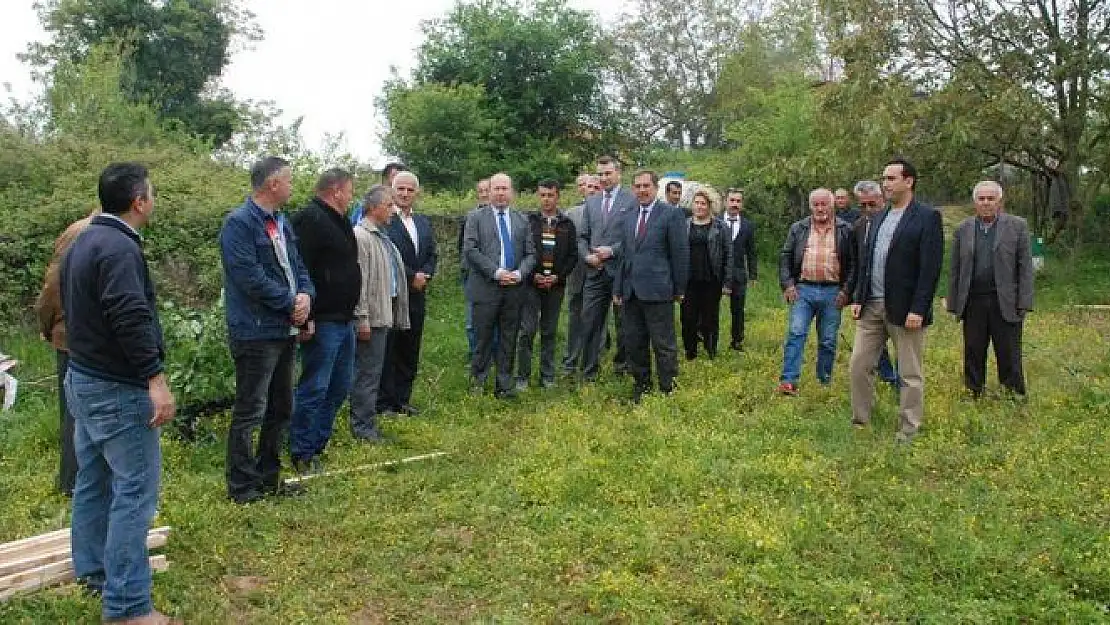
[728, 217, 738, 239]
[603, 191, 613, 222]
[637, 207, 649, 239]
[498, 209, 515, 269]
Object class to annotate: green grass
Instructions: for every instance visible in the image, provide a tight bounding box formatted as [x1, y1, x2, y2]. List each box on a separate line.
[1, 257, 1109, 623]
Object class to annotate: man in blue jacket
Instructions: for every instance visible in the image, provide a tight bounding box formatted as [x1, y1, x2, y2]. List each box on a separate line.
[61, 162, 179, 623]
[220, 156, 315, 504]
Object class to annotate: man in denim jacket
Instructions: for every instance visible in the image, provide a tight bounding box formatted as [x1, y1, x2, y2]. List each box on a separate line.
[219, 156, 315, 504]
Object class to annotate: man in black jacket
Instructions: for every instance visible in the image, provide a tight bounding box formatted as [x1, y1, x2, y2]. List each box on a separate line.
[380, 171, 438, 415]
[61, 162, 180, 623]
[516, 179, 578, 389]
[849, 158, 944, 443]
[722, 188, 757, 350]
[288, 169, 359, 472]
[777, 188, 856, 395]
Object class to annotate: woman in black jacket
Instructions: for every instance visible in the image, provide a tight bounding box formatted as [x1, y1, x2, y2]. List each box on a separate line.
[681, 189, 733, 359]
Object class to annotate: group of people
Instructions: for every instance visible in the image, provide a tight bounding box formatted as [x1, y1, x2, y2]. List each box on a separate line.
[775, 158, 1033, 444]
[32, 153, 1032, 623]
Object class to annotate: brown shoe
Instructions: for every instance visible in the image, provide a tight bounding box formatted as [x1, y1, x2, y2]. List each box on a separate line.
[106, 609, 183, 625]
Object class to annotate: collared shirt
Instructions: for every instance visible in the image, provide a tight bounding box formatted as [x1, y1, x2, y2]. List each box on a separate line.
[726, 213, 741, 240]
[870, 208, 905, 299]
[394, 206, 419, 254]
[97, 213, 141, 239]
[800, 221, 840, 283]
[495, 206, 513, 269]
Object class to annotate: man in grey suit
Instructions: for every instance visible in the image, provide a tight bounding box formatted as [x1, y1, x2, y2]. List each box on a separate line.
[463, 173, 537, 398]
[562, 174, 600, 374]
[578, 155, 637, 381]
[613, 169, 690, 402]
[946, 180, 1033, 397]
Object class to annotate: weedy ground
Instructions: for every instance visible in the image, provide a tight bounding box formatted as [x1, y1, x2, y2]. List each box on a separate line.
[1, 223, 1108, 623]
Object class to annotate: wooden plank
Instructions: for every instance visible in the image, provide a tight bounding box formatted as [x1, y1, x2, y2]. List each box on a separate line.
[0, 531, 168, 578]
[284, 451, 448, 485]
[1070, 304, 1110, 309]
[0, 529, 70, 560]
[0, 555, 168, 602]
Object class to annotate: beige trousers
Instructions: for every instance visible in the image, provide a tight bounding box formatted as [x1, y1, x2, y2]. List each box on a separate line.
[849, 300, 926, 434]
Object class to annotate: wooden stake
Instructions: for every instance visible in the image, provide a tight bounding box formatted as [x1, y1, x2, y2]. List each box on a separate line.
[284, 451, 448, 484]
[0, 555, 168, 601]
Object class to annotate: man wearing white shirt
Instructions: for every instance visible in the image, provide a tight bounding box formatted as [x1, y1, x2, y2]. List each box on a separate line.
[462, 173, 537, 398]
[722, 188, 758, 350]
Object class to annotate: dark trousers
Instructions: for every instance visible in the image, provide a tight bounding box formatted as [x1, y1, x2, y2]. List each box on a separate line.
[728, 282, 748, 345]
[227, 338, 295, 499]
[963, 293, 1026, 395]
[517, 284, 565, 384]
[561, 272, 585, 372]
[56, 350, 77, 496]
[379, 292, 425, 411]
[349, 327, 390, 438]
[681, 279, 723, 358]
[472, 288, 523, 394]
[622, 294, 679, 392]
[580, 274, 624, 379]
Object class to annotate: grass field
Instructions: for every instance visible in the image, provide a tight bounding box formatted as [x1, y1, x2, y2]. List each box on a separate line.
[1, 218, 1108, 623]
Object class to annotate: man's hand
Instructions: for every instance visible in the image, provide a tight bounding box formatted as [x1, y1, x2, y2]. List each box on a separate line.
[413, 272, 429, 291]
[292, 293, 311, 326]
[357, 323, 373, 342]
[148, 373, 176, 428]
[613, 295, 623, 305]
[674, 295, 684, 303]
[850, 304, 862, 320]
[296, 320, 315, 343]
[834, 290, 849, 309]
[904, 313, 924, 329]
[783, 285, 799, 304]
[586, 253, 602, 268]
[594, 246, 613, 260]
[722, 286, 732, 296]
[497, 269, 517, 286]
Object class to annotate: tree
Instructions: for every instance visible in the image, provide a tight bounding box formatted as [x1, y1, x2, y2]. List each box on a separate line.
[24, 0, 260, 147]
[380, 0, 621, 189]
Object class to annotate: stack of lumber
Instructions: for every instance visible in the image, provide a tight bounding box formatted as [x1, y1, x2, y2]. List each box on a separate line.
[0, 526, 170, 601]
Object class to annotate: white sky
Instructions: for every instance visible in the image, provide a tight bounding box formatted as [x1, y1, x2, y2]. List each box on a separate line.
[0, 0, 625, 166]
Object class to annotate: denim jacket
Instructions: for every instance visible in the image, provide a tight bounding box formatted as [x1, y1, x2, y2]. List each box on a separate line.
[219, 197, 315, 342]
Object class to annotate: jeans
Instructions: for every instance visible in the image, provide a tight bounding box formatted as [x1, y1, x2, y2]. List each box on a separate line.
[227, 339, 295, 499]
[349, 327, 390, 438]
[781, 283, 842, 385]
[290, 321, 356, 461]
[57, 350, 77, 495]
[517, 284, 564, 385]
[877, 347, 900, 385]
[65, 369, 161, 621]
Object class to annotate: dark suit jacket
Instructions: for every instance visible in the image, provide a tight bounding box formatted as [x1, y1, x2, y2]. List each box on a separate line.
[577, 185, 637, 281]
[463, 206, 537, 304]
[614, 201, 690, 303]
[385, 210, 438, 293]
[946, 213, 1034, 323]
[724, 214, 757, 284]
[853, 198, 944, 327]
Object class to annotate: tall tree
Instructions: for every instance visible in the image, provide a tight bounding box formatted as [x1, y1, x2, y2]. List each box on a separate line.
[380, 0, 621, 189]
[24, 0, 259, 147]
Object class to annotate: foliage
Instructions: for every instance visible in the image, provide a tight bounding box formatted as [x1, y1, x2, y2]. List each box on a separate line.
[159, 298, 234, 410]
[379, 0, 622, 190]
[24, 0, 261, 147]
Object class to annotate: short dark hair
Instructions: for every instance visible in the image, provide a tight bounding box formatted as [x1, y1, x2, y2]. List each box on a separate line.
[250, 156, 289, 191]
[665, 181, 682, 193]
[632, 169, 659, 185]
[98, 162, 150, 215]
[315, 168, 354, 194]
[382, 162, 407, 183]
[596, 155, 621, 170]
[885, 157, 918, 189]
[537, 179, 560, 192]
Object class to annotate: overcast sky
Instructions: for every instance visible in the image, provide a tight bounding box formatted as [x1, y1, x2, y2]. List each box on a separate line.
[0, 0, 625, 166]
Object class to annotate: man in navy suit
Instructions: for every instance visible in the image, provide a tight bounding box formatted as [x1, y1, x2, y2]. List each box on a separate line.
[379, 171, 438, 416]
[463, 173, 537, 398]
[577, 155, 637, 381]
[849, 158, 944, 443]
[613, 169, 690, 402]
[722, 188, 757, 350]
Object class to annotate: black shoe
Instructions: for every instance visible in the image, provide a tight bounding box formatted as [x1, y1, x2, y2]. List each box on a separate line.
[77, 574, 105, 597]
[353, 430, 385, 443]
[494, 388, 518, 400]
[730, 341, 744, 351]
[230, 489, 265, 505]
[265, 481, 306, 499]
[398, 404, 421, 416]
[291, 457, 317, 476]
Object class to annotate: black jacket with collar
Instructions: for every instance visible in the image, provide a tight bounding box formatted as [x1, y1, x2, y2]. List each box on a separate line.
[853, 198, 944, 326]
[290, 197, 361, 322]
[778, 216, 856, 293]
[723, 213, 758, 283]
[61, 214, 164, 387]
[526, 210, 578, 284]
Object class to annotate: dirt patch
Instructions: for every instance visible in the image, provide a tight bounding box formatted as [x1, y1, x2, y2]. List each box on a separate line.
[222, 575, 268, 595]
